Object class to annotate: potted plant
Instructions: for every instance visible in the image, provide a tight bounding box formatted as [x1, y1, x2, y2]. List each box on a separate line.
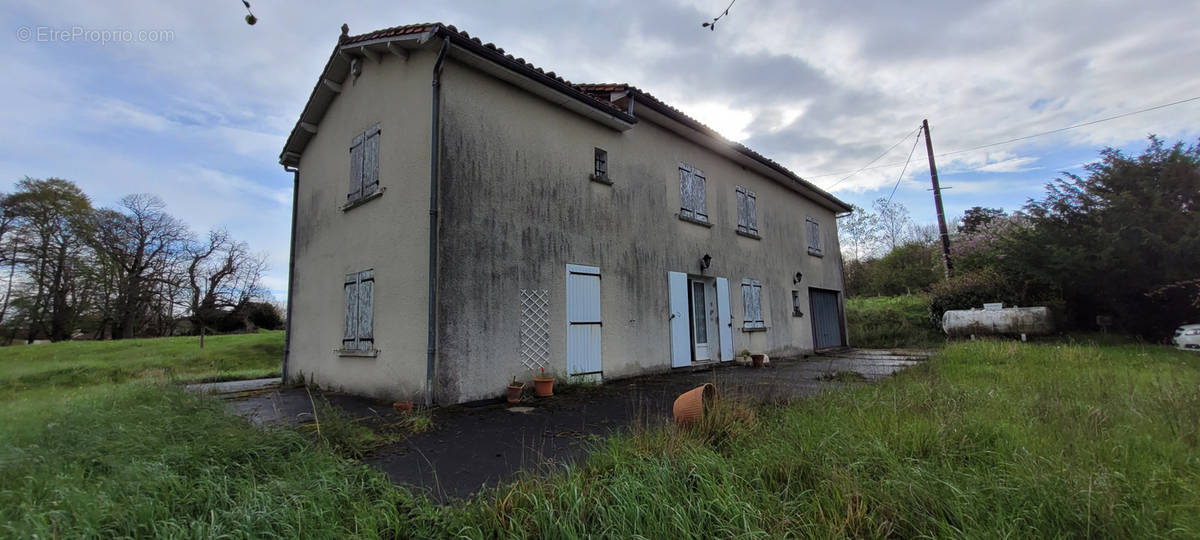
[736, 349, 752, 366]
[533, 367, 555, 397]
[506, 377, 525, 403]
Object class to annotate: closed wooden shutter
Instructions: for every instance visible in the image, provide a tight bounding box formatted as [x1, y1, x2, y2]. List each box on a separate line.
[348, 133, 365, 201]
[741, 279, 764, 329]
[692, 168, 707, 221]
[745, 189, 757, 235]
[737, 187, 757, 235]
[343, 272, 359, 349]
[362, 125, 380, 197]
[679, 164, 708, 222]
[807, 218, 821, 254]
[356, 270, 373, 350]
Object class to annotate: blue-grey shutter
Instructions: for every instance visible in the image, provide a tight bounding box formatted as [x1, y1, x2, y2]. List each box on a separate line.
[669, 271, 691, 367]
[692, 168, 708, 221]
[357, 270, 373, 350]
[751, 281, 764, 328]
[349, 133, 365, 201]
[741, 281, 753, 328]
[736, 187, 748, 233]
[746, 189, 758, 235]
[808, 219, 821, 253]
[679, 167, 695, 220]
[362, 125, 380, 197]
[716, 277, 733, 361]
[343, 273, 358, 349]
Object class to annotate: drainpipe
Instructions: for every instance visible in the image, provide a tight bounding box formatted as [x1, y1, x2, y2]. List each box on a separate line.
[282, 166, 300, 383]
[425, 36, 450, 407]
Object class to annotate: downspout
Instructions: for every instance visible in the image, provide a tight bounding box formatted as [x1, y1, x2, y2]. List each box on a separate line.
[282, 166, 300, 383]
[425, 36, 450, 408]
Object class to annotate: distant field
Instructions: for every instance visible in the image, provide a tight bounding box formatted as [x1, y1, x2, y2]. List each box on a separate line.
[0, 331, 282, 397]
[847, 294, 945, 348]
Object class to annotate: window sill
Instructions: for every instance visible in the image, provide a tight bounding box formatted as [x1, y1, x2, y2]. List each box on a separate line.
[741, 326, 768, 333]
[589, 173, 614, 185]
[736, 229, 761, 240]
[336, 348, 379, 358]
[341, 188, 385, 212]
[807, 248, 824, 258]
[678, 214, 713, 228]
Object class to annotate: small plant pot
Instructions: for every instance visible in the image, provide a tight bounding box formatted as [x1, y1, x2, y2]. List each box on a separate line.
[673, 382, 716, 426]
[506, 383, 525, 403]
[393, 401, 413, 414]
[751, 354, 765, 368]
[533, 377, 555, 397]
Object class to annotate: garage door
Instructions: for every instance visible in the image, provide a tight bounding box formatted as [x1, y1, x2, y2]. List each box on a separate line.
[809, 288, 845, 349]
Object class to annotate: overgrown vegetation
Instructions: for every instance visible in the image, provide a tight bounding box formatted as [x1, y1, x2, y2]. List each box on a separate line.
[843, 136, 1200, 339]
[0, 330, 283, 396]
[846, 295, 943, 348]
[4, 335, 1197, 537]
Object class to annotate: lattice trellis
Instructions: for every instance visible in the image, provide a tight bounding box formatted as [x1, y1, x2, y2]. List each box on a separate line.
[520, 289, 551, 370]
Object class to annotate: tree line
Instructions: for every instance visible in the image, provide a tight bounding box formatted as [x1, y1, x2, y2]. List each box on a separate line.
[0, 177, 279, 343]
[840, 136, 1200, 339]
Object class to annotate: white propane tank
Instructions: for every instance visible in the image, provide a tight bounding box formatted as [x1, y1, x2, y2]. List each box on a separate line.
[942, 306, 1053, 337]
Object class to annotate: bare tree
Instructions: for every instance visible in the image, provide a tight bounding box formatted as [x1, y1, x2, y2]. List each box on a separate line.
[873, 198, 912, 251]
[837, 204, 881, 261]
[185, 229, 266, 345]
[91, 194, 189, 339]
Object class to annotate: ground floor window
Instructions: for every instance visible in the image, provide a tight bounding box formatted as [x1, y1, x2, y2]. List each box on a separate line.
[343, 269, 374, 351]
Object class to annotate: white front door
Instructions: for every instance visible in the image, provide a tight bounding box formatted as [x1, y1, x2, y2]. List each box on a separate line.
[689, 277, 718, 363]
[566, 264, 602, 378]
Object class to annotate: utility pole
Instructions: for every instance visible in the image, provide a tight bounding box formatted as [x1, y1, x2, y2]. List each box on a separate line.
[923, 119, 954, 279]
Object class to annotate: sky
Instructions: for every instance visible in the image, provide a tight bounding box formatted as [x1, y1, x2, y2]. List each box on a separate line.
[2, 0, 1198, 300]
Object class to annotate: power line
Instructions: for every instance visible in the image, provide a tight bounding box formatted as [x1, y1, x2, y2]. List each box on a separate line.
[808, 94, 1200, 182]
[826, 125, 922, 189]
[886, 129, 923, 206]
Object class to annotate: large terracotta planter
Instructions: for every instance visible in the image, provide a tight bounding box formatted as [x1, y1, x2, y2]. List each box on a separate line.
[673, 383, 716, 426]
[533, 377, 555, 397]
[506, 382, 525, 403]
[751, 354, 765, 368]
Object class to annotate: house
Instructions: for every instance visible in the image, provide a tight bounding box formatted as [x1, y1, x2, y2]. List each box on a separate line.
[278, 23, 853, 406]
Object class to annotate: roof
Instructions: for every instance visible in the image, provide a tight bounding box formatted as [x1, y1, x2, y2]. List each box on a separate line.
[280, 23, 852, 213]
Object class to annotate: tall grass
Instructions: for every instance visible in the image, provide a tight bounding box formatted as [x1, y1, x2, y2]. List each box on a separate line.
[847, 294, 944, 348]
[461, 341, 1200, 537]
[3, 338, 1197, 537]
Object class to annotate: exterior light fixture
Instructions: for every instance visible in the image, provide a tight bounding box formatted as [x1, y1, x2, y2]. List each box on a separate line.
[700, 253, 712, 271]
[793, 272, 803, 284]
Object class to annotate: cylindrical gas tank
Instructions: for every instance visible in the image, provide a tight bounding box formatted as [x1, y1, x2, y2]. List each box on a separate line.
[942, 306, 1053, 337]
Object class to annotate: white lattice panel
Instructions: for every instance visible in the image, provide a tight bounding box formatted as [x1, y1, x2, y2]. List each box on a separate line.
[520, 289, 551, 370]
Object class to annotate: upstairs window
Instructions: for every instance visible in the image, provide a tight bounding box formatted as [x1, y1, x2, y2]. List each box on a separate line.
[679, 163, 708, 223]
[343, 269, 374, 352]
[741, 279, 765, 329]
[594, 147, 608, 178]
[736, 186, 759, 237]
[806, 217, 823, 256]
[348, 124, 380, 205]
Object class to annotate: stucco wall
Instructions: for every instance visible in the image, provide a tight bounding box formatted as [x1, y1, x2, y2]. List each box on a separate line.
[434, 56, 845, 404]
[288, 50, 434, 401]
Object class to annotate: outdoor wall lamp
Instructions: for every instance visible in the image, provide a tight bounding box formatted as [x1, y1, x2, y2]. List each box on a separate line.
[700, 253, 712, 271]
[793, 272, 803, 284]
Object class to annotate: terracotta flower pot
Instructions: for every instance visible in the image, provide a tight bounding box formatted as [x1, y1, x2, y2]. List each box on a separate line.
[506, 382, 525, 403]
[533, 377, 555, 397]
[393, 401, 413, 414]
[751, 354, 765, 368]
[673, 383, 716, 426]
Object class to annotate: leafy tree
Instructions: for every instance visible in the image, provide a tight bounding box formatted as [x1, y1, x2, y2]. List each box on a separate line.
[865, 241, 941, 296]
[7, 178, 95, 341]
[1015, 136, 1200, 336]
[958, 206, 1006, 235]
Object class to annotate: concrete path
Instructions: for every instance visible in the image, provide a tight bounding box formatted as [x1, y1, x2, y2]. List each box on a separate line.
[219, 349, 930, 500]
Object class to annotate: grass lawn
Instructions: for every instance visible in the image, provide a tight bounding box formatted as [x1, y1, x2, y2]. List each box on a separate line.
[3, 335, 1198, 537]
[0, 331, 283, 398]
[847, 294, 945, 349]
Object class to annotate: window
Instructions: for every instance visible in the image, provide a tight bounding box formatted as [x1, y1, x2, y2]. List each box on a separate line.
[736, 186, 759, 238]
[347, 124, 380, 205]
[679, 163, 708, 223]
[343, 269, 374, 352]
[806, 217, 822, 256]
[791, 290, 803, 317]
[741, 279, 764, 329]
[592, 147, 609, 183]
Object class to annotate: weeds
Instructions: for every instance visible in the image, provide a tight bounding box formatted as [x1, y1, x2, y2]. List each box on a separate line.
[816, 370, 868, 382]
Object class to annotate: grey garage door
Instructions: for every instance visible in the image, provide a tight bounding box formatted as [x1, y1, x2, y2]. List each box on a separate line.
[809, 288, 845, 349]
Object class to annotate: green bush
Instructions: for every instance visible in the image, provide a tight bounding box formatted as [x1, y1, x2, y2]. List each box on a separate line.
[847, 295, 943, 348]
[928, 269, 1062, 324]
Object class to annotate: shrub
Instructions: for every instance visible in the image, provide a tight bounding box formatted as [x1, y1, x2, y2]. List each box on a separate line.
[928, 268, 1060, 324]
